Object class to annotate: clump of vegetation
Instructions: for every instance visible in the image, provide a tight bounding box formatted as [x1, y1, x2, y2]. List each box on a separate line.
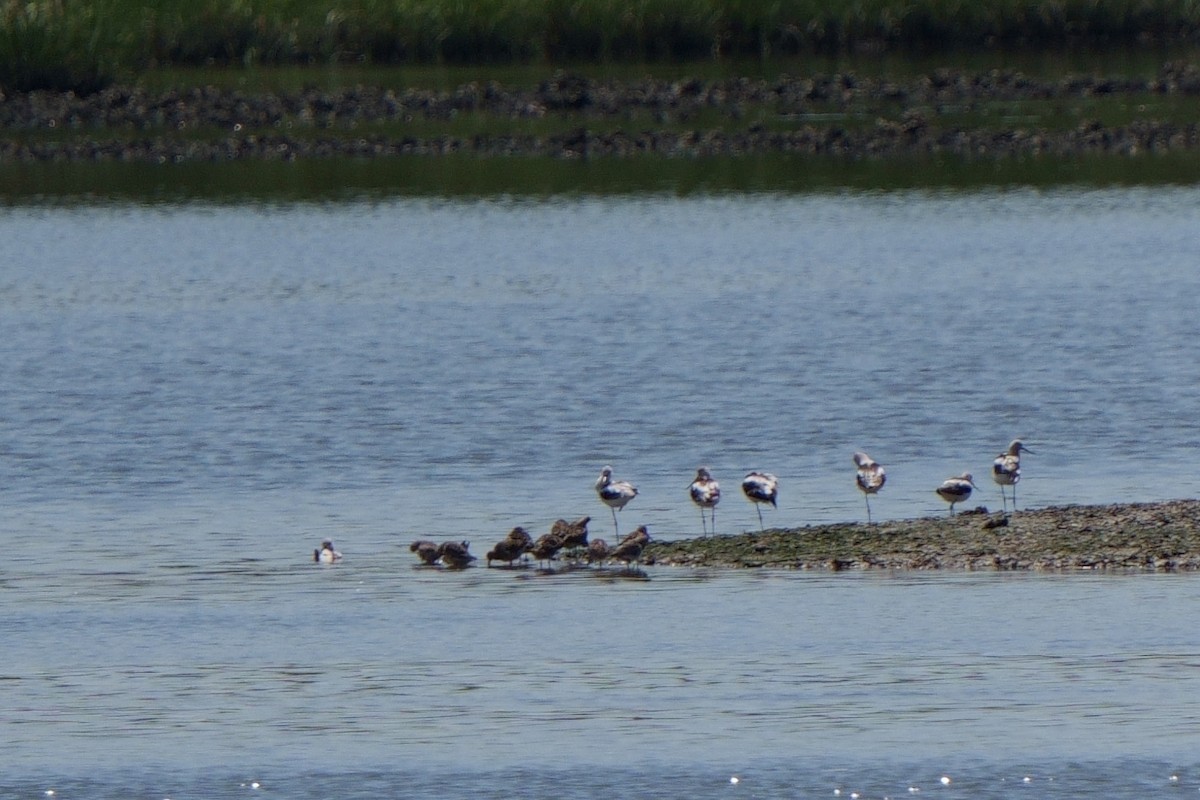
[0, 0, 116, 93]
[1, 0, 1200, 91]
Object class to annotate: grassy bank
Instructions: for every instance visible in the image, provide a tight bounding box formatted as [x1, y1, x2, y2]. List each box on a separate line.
[3, 0, 1200, 92]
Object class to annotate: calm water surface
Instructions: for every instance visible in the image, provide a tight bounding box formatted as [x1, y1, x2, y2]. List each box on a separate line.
[3, 188, 1200, 797]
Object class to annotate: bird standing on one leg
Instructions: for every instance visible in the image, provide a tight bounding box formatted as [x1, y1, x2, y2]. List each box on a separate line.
[936, 473, 978, 515]
[853, 452, 886, 524]
[992, 439, 1034, 512]
[595, 466, 638, 539]
[741, 471, 778, 530]
[689, 467, 721, 536]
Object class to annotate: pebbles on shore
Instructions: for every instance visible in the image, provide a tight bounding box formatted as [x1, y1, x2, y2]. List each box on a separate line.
[2, 63, 1200, 162]
[643, 499, 1200, 572]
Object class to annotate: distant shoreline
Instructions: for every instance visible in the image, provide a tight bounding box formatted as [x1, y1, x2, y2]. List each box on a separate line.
[642, 499, 1200, 571]
[3, 65, 1200, 163]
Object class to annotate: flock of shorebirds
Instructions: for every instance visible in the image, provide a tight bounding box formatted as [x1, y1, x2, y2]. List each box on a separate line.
[313, 439, 1033, 569]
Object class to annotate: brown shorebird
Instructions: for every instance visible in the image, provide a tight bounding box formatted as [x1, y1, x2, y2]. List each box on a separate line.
[437, 540, 476, 569]
[586, 537, 610, 565]
[595, 466, 638, 538]
[610, 525, 650, 566]
[993, 439, 1034, 512]
[551, 515, 591, 550]
[853, 452, 886, 524]
[409, 540, 440, 565]
[936, 473, 979, 515]
[741, 471, 778, 530]
[486, 526, 533, 567]
[688, 467, 721, 536]
[528, 532, 565, 568]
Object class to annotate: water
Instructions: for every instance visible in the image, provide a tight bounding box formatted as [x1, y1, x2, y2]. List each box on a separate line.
[3, 187, 1200, 797]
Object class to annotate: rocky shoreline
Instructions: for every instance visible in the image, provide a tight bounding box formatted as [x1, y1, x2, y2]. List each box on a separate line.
[641, 499, 1200, 571]
[2, 63, 1200, 162]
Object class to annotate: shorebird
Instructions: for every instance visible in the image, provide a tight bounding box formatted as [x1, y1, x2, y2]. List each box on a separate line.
[437, 540, 476, 569]
[486, 527, 532, 567]
[741, 471, 778, 530]
[936, 473, 979, 515]
[528, 532, 566, 569]
[610, 525, 650, 567]
[595, 466, 638, 538]
[689, 467, 721, 536]
[409, 539, 440, 566]
[853, 452, 886, 524]
[586, 537, 610, 565]
[993, 439, 1034, 512]
[313, 539, 342, 563]
[551, 515, 591, 550]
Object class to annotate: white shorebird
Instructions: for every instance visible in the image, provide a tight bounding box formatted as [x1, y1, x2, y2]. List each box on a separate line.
[689, 467, 721, 536]
[595, 466, 638, 538]
[936, 473, 979, 515]
[993, 439, 1034, 512]
[741, 471, 778, 530]
[853, 452, 886, 524]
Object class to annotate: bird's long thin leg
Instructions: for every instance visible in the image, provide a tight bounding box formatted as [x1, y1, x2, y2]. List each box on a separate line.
[611, 507, 620, 538]
[756, 505, 764, 531]
[865, 495, 872, 525]
[699, 508, 708, 537]
[1013, 483, 1017, 512]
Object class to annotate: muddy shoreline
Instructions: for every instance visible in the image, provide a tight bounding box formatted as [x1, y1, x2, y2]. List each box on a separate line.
[2, 63, 1200, 162]
[641, 499, 1200, 571]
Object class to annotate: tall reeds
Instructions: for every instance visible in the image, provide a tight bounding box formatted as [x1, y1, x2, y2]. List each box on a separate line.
[0, 0, 117, 93]
[2, 0, 1199, 93]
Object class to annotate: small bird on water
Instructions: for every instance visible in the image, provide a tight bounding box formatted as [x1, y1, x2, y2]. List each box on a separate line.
[486, 527, 532, 567]
[992, 439, 1034, 512]
[741, 471, 778, 530]
[936, 473, 979, 515]
[853, 452, 886, 524]
[595, 466, 638, 538]
[689, 467, 721, 536]
[314, 540, 342, 563]
[437, 540, 477, 569]
[409, 539, 440, 566]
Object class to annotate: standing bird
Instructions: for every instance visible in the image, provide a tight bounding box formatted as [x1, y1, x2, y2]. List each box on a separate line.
[409, 539, 441, 566]
[853, 452, 887, 524]
[314, 540, 342, 563]
[486, 527, 532, 567]
[741, 471, 778, 530]
[595, 466, 638, 538]
[936, 473, 979, 515]
[609, 525, 650, 567]
[586, 537, 610, 565]
[688, 467, 721, 536]
[551, 515, 591, 550]
[437, 540, 476, 569]
[993, 439, 1034, 512]
[528, 532, 566, 569]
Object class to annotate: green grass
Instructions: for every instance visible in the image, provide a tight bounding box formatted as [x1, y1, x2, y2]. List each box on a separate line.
[3, 0, 1200, 92]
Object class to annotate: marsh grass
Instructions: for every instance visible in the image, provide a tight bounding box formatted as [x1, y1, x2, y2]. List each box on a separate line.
[2, 0, 1200, 93]
[0, 0, 117, 92]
